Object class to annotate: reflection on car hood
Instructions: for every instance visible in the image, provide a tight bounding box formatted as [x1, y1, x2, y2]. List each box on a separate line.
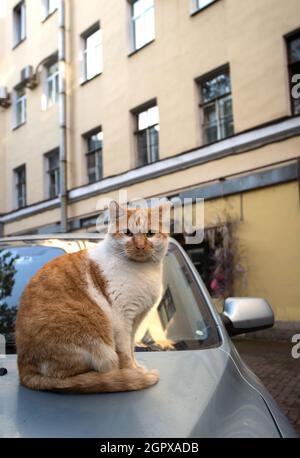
[0, 349, 279, 438]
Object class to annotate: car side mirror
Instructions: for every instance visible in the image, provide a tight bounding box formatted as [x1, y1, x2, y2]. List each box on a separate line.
[220, 297, 274, 337]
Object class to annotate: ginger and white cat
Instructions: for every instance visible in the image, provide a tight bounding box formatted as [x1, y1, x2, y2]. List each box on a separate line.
[16, 202, 169, 393]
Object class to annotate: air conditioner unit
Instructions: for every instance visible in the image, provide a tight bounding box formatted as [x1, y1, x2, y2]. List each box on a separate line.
[21, 65, 34, 82]
[0, 86, 11, 108]
[20, 65, 38, 89]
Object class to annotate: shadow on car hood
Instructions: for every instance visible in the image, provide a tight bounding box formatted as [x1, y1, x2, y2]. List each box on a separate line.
[0, 349, 279, 438]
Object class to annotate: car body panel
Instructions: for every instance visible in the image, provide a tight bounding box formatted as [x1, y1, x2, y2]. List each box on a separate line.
[221, 341, 298, 438]
[1, 350, 281, 438]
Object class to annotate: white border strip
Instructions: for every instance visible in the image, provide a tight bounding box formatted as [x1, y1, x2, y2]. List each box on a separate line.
[0, 198, 60, 224]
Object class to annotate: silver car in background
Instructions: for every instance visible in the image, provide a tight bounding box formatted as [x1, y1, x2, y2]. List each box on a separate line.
[0, 235, 297, 438]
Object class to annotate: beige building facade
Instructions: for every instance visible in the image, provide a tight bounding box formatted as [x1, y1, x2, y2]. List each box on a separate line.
[0, 0, 300, 324]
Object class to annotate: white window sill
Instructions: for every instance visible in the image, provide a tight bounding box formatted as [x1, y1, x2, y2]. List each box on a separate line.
[128, 39, 155, 57]
[12, 121, 26, 131]
[12, 37, 26, 50]
[80, 72, 102, 86]
[190, 0, 219, 17]
[42, 10, 58, 23]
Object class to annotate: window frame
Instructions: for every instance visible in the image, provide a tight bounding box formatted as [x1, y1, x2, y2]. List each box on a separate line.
[197, 65, 234, 145]
[42, 0, 59, 20]
[13, 1, 26, 48]
[130, 0, 155, 52]
[191, 0, 219, 16]
[286, 30, 300, 116]
[14, 164, 27, 209]
[44, 149, 60, 199]
[13, 85, 27, 129]
[84, 128, 103, 184]
[133, 101, 160, 167]
[202, 93, 233, 144]
[44, 58, 59, 109]
[81, 23, 103, 84]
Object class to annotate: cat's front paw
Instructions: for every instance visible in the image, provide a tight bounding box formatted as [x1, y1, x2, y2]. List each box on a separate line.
[135, 362, 148, 373]
[144, 369, 160, 386]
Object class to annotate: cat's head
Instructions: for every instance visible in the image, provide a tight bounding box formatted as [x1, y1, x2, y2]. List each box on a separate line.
[106, 201, 170, 263]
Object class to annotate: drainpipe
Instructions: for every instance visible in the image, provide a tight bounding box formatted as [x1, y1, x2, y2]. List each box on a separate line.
[58, 0, 68, 232]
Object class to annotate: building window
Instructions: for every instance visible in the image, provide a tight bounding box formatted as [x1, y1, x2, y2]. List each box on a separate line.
[82, 24, 103, 82]
[85, 129, 103, 183]
[13, 1, 26, 47]
[42, 0, 59, 18]
[131, 0, 155, 51]
[287, 32, 300, 115]
[192, 0, 216, 13]
[13, 86, 26, 128]
[14, 165, 26, 209]
[45, 149, 60, 198]
[198, 67, 234, 145]
[45, 60, 59, 108]
[134, 104, 159, 167]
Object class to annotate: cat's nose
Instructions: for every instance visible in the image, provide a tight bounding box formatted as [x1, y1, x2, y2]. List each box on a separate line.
[135, 241, 145, 250]
[134, 234, 146, 250]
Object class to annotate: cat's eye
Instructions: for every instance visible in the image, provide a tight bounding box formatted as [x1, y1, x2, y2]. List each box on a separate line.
[125, 229, 133, 237]
[147, 231, 156, 238]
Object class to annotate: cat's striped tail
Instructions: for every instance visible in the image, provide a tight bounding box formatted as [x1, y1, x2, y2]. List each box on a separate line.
[20, 368, 159, 393]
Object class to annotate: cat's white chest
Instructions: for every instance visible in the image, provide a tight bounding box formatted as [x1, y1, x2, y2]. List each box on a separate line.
[108, 262, 162, 313]
[88, 242, 164, 319]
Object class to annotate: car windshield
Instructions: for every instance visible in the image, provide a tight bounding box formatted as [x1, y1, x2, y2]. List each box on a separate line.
[0, 240, 220, 352]
[136, 243, 220, 351]
[0, 245, 65, 346]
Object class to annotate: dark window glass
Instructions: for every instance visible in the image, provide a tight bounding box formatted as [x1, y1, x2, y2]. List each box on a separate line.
[15, 165, 26, 209]
[135, 105, 159, 166]
[13, 1, 25, 46]
[86, 130, 103, 183]
[289, 36, 300, 64]
[46, 150, 60, 198]
[149, 125, 159, 162]
[287, 33, 300, 115]
[46, 60, 59, 107]
[14, 85, 26, 127]
[136, 130, 148, 166]
[200, 68, 234, 144]
[201, 72, 231, 104]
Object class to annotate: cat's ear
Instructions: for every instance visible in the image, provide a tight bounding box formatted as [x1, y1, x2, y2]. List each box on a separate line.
[108, 200, 125, 222]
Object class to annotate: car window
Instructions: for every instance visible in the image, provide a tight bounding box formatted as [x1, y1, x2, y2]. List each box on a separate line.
[0, 246, 65, 346]
[136, 243, 220, 351]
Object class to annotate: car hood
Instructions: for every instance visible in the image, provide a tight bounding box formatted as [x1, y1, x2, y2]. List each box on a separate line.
[0, 349, 280, 438]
